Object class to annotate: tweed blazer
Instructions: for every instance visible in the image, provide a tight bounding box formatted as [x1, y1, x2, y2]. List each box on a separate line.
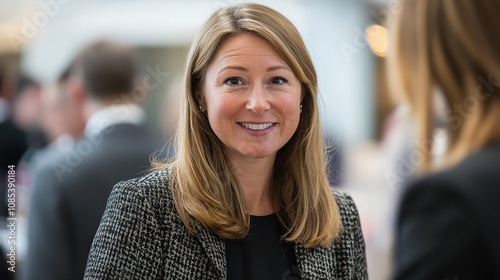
[84, 169, 368, 279]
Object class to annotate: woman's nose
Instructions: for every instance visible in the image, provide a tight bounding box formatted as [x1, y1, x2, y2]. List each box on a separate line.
[245, 85, 270, 114]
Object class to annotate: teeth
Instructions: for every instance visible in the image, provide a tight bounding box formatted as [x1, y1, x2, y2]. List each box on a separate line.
[240, 123, 273, 131]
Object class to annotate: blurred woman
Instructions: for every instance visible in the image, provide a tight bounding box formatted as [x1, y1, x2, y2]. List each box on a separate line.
[389, 1, 500, 279]
[85, 3, 367, 280]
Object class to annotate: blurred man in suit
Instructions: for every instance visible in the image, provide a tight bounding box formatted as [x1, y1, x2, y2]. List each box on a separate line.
[22, 41, 160, 280]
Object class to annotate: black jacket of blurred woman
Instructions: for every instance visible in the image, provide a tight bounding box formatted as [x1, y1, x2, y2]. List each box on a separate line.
[85, 3, 367, 280]
[390, 1, 500, 279]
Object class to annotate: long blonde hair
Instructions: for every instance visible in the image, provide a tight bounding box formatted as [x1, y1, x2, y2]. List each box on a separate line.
[388, 0, 500, 169]
[155, 3, 341, 248]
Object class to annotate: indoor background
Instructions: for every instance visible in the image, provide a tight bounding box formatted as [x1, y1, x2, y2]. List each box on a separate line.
[1, 0, 403, 279]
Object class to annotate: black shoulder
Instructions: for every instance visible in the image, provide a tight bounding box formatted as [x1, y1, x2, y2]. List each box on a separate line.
[407, 146, 500, 196]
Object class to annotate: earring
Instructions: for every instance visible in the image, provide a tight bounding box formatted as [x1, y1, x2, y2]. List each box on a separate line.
[199, 105, 205, 113]
[300, 104, 303, 114]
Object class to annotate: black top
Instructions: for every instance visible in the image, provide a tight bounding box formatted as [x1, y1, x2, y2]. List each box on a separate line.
[225, 214, 301, 280]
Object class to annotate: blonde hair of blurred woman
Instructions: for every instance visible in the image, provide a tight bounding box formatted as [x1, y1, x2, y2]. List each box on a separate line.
[155, 3, 341, 248]
[388, 0, 500, 169]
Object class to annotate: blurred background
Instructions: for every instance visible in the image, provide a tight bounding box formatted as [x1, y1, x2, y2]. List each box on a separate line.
[1, 0, 405, 279]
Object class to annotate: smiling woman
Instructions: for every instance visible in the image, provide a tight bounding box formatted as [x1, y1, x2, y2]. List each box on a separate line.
[84, 3, 367, 280]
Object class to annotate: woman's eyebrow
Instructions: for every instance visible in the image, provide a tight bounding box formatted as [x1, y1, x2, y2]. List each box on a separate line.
[217, 66, 248, 74]
[217, 65, 292, 74]
[266, 65, 292, 72]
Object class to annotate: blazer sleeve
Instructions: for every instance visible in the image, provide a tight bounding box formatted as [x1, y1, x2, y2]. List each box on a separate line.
[334, 191, 369, 279]
[84, 179, 164, 280]
[393, 181, 479, 280]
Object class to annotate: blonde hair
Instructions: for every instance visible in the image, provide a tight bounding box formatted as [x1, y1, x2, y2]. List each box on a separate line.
[155, 3, 341, 248]
[388, 0, 500, 169]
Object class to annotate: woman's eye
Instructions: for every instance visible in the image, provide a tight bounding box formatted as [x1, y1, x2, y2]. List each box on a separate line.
[224, 77, 243, 86]
[270, 76, 288, 85]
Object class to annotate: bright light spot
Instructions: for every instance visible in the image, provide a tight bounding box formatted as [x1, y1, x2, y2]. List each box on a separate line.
[365, 24, 388, 57]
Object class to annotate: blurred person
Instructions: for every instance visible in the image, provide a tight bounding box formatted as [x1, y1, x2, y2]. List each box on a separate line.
[85, 4, 367, 279]
[0, 66, 29, 218]
[13, 75, 47, 164]
[22, 41, 160, 280]
[11, 76, 42, 136]
[24, 70, 81, 217]
[29, 67, 82, 176]
[11, 76, 48, 218]
[0, 65, 21, 280]
[38, 83, 71, 146]
[389, 1, 500, 279]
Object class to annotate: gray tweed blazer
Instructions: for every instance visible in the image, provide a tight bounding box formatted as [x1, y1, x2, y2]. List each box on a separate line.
[84, 169, 368, 279]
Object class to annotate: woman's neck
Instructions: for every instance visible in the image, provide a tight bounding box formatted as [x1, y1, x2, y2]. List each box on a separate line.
[228, 154, 276, 216]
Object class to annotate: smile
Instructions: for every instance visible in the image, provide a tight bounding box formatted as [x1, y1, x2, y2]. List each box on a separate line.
[238, 122, 274, 131]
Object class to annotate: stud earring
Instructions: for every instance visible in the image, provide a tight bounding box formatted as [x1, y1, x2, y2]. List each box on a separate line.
[300, 104, 303, 113]
[199, 105, 205, 113]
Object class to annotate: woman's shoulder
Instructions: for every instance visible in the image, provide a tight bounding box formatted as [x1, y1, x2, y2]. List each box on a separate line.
[108, 167, 175, 211]
[404, 145, 500, 203]
[331, 189, 364, 243]
[332, 190, 361, 225]
[136, 167, 175, 191]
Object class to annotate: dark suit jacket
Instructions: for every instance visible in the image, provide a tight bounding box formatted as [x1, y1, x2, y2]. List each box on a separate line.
[394, 145, 500, 280]
[23, 124, 159, 280]
[84, 168, 368, 279]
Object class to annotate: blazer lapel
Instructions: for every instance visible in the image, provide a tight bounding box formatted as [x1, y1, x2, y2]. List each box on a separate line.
[195, 225, 227, 280]
[294, 242, 336, 280]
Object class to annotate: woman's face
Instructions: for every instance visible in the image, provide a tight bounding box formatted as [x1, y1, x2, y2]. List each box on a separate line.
[202, 33, 302, 161]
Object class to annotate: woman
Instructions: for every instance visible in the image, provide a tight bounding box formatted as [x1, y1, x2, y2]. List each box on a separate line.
[390, 1, 500, 279]
[85, 3, 367, 279]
